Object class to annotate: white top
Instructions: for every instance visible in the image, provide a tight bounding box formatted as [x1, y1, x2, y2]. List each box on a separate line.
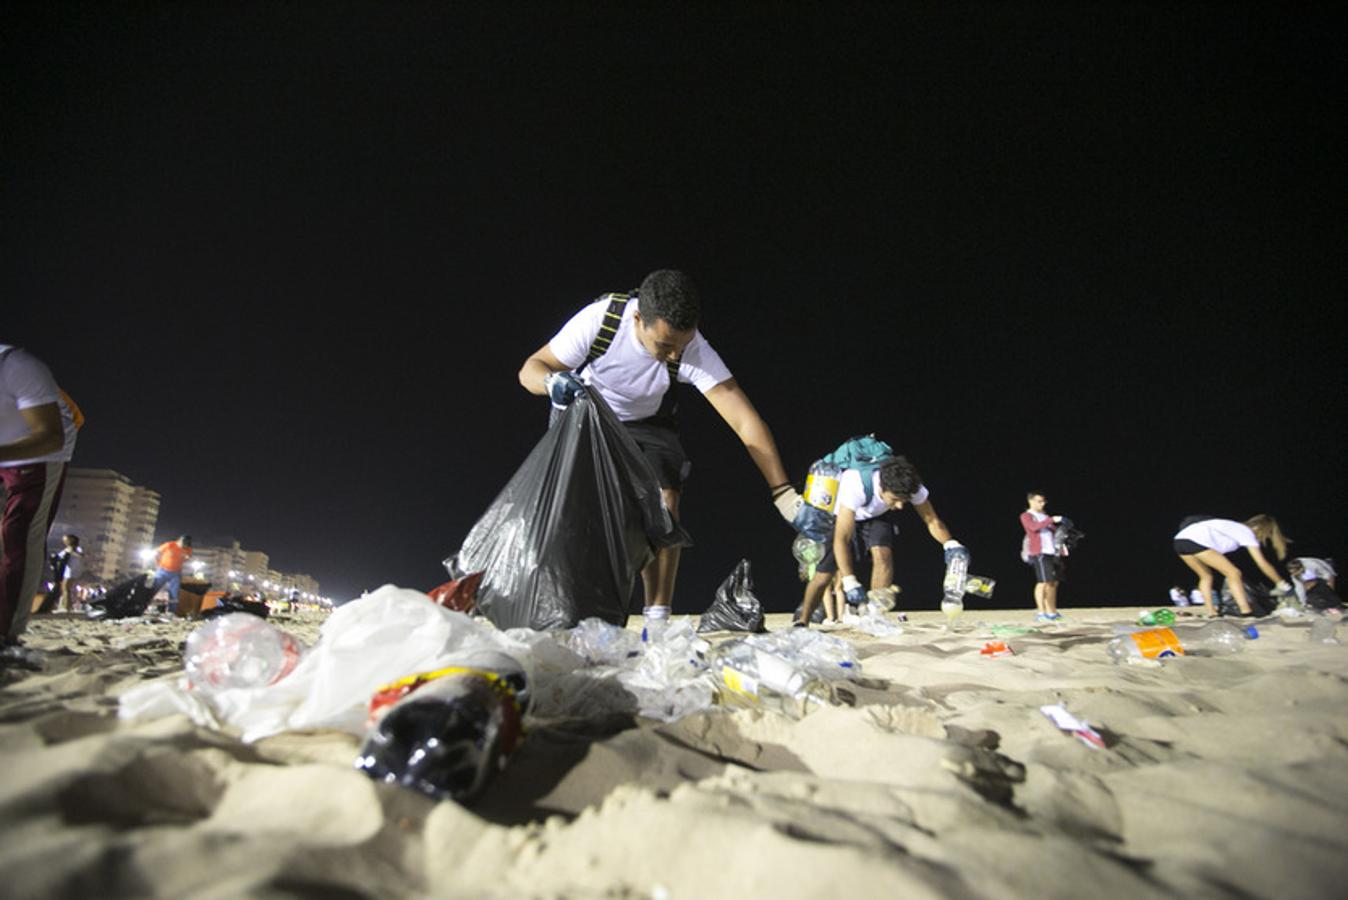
[548, 297, 733, 421]
[1174, 518, 1259, 554]
[0, 345, 78, 466]
[1292, 557, 1336, 582]
[836, 468, 929, 522]
[1024, 510, 1058, 554]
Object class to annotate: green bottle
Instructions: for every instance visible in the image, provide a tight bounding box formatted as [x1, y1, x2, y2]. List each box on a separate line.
[1138, 608, 1176, 626]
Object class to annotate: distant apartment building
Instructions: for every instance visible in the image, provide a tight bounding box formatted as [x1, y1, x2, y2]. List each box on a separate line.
[49, 468, 160, 582]
[48, 469, 326, 601]
[188, 541, 322, 601]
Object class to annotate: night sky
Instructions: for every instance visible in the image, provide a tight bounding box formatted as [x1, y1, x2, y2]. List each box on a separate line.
[7, 3, 1344, 612]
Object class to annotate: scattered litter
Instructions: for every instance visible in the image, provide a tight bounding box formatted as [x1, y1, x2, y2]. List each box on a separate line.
[980, 641, 1013, 657]
[1040, 703, 1106, 750]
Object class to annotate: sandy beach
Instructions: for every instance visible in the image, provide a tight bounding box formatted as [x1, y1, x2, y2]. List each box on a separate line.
[2, 601, 1346, 899]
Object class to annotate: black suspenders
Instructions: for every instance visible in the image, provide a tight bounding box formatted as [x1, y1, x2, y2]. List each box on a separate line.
[578, 293, 682, 413]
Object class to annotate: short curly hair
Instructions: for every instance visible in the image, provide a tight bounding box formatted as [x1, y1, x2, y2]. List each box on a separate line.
[637, 270, 701, 332]
[878, 457, 922, 498]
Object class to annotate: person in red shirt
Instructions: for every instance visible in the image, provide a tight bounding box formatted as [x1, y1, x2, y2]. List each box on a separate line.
[1020, 492, 1063, 622]
[149, 535, 192, 616]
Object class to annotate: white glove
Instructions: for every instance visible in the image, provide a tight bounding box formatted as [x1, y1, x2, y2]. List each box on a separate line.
[772, 486, 803, 523]
[1271, 580, 1293, 597]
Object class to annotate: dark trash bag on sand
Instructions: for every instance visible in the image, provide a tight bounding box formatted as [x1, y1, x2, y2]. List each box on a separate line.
[202, 594, 270, 620]
[698, 559, 767, 634]
[88, 574, 157, 619]
[1218, 581, 1277, 617]
[444, 392, 689, 631]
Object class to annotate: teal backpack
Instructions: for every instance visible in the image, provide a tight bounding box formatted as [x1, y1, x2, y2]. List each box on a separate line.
[793, 434, 894, 542]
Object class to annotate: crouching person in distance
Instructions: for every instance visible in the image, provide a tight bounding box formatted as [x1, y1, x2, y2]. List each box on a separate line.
[795, 456, 965, 627]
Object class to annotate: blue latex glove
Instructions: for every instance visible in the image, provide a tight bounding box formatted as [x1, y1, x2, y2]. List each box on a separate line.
[942, 540, 970, 566]
[842, 575, 866, 606]
[544, 371, 585, 408]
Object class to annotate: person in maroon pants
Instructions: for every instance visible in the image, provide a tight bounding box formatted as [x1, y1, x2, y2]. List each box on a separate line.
[1, 344, 80, 661]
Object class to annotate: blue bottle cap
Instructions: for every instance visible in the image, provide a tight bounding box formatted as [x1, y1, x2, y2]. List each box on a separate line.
[1244, 625, 1259, 639]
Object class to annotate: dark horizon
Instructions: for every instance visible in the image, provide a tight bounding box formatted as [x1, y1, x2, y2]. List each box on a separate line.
[7, 3, 1344, 613]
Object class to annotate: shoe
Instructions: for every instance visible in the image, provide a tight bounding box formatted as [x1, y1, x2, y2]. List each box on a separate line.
[1035, 613, 1055, 623]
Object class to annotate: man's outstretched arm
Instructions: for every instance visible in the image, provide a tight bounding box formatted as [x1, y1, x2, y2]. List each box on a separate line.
[704, 378, 791, 490]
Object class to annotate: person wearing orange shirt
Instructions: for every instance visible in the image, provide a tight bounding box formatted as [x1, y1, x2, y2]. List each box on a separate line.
[149, 535, 192, 616]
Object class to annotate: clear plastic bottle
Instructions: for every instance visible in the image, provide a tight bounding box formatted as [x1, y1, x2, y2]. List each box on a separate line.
[183, 613, 307, 691]
[1173, 620, 1258, 654]
[355, 651, 529, 803]
[1309, 613, 1341, 645]
[708, 640, 836, 717]
[943, 553, 969, 598]
[1108, 621, 1258, 664]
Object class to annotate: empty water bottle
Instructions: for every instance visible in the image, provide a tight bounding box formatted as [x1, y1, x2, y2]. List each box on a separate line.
[1106, 626, 1184, 663]
[184, 613, 307, 691]
[1309, 613, 1341, 645]
[943, 552, 969, 599]
[1173, 620, 1258, 655]
[355, 650, 529, 803]
[1108, 621, 1257, 664]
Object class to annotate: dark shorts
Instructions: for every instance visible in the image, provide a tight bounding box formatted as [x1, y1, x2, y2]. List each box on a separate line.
[1173, 539, 1206, 556]
[816, 512, 899, 575]
[622, 419, 691, 490]
[1031, 554, 1063, 583]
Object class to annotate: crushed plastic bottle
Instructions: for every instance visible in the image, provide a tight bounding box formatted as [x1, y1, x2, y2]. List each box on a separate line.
[1137, 608, 1177, 627]
[1309, 613, 1342, 645]
[708, 642, 830, 717]
[354, 650, 529, 803]
[709, 630, 860, 717]
[566, 617, 641, 664]
[792, 535, 825, 580]
[1172, 620, 1258, 654]
[183, 613, 307, 691]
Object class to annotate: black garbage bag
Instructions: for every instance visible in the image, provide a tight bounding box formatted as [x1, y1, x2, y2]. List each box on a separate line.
[202, 593, 271, 620]
[1218, 581, 1277, 617]
[698, 559, 767, 633]
[444, 391, 689, 631]
[88, 574, 157, 619]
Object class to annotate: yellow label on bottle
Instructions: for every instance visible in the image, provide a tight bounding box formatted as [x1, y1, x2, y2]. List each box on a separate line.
[721, 666, 760, 697]
[1129, 627, 1185, 659]
[803, 473, 840, 512]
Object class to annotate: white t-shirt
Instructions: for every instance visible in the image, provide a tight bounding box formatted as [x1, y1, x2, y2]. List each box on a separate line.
[1174, 518, 1259, 554]
[548, 297, 733, 421]
[835, 468, 929, 522]
[0, 345, 78, 466]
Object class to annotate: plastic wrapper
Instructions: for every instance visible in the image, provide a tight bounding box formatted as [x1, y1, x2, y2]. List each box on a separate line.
[698, 559, 767, 633]
[444, 392, 689, 631]
[427, 571, 482, 613]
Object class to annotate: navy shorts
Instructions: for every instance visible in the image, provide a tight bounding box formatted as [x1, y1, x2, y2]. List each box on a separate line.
[815, 512, 899, 575]
[622, 420, 691, 490]
[1031, 554, 1063, 583]
[1173, 539, 1206, 556]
